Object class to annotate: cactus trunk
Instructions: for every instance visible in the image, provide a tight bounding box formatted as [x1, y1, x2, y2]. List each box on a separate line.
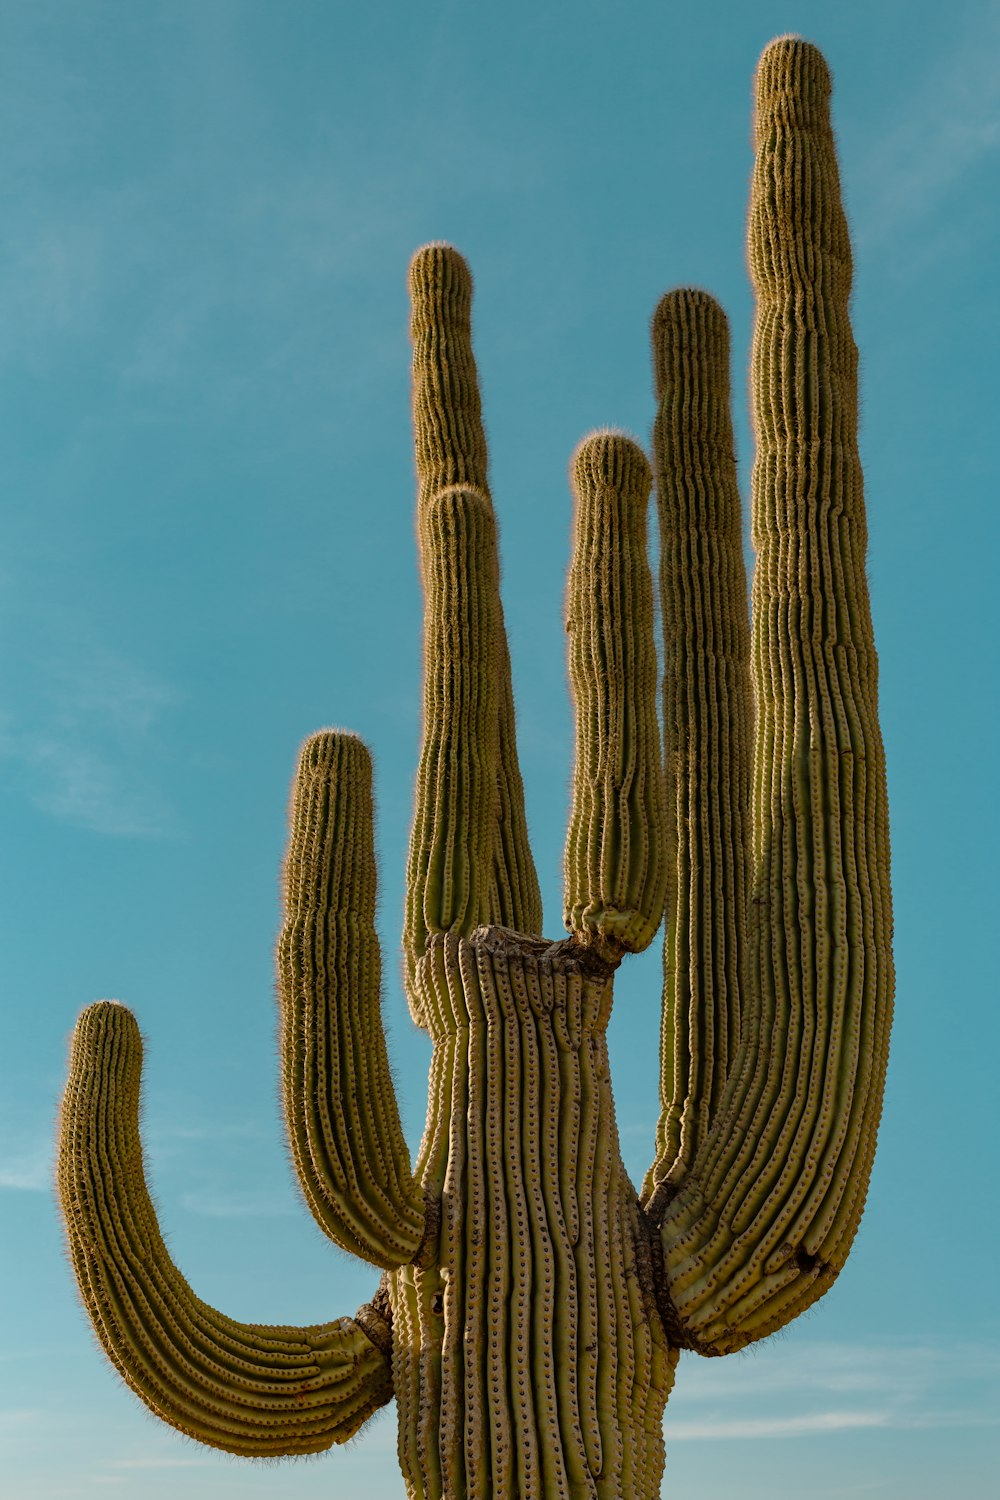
[393, 929, 676, 1500]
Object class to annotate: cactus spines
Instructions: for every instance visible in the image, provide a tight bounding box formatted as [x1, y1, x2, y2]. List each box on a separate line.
[57, 37, 893, 1498]
[646, 35, 893, 1356]
[403, 486, 503, 1000]
[57, 1002, 393, 1455]
[279, 730, 426, 1265]
[564, 431, 667, 959]
[646, 288, 753, 1188]
[396, 929, 676, 1498]
[408, 245, 543, 952]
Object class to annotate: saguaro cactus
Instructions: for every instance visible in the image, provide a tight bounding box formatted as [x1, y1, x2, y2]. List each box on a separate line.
[57, 37, 892, 1497]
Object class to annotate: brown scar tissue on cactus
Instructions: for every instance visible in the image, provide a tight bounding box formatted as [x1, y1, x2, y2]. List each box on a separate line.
[57, 35, 893, 1498]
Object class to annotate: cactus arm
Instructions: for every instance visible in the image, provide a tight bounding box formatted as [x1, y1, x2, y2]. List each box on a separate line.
[407, 244, 543, 959]
[648, 38, 894, 1355]
[643, 290, 753, 1196]
[278, 731, 426, 1265]
[57, 1001, 393, 1455]
[402, 485, 503, 1004]
[563, 432, 667, 959]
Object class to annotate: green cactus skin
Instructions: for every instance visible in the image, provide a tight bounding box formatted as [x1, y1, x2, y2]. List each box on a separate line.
[279, 730, 426, 1266]
[57, 1003, 394, 1455]
[645, 288, 753, 1193]
[394, 930, 676, 1498]
[563, 432, 667, 959]
[57, 36, 893, 1497]
[644, 37, 894, 1356]
[406, 245, 544, 982]
[404, 484, 504, 993]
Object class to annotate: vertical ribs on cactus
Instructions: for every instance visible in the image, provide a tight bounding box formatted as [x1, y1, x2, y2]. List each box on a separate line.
[57, 35, 893, 1497]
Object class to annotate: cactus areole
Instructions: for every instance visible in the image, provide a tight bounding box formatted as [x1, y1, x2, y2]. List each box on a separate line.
[57, 38, 893, 1499]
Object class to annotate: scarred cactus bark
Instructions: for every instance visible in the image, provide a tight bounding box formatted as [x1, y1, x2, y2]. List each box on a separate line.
[57, 36, 892, 1498]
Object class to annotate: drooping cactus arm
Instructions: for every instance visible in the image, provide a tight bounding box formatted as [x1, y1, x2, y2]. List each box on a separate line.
[643, 290, 753, 1197]
[407, 244, 543, 956]
[648, 38, 894, 1356]
[563, 432, 667, 959]
[279, 731, 426, 1265]
[57, 1002, 393, 1456]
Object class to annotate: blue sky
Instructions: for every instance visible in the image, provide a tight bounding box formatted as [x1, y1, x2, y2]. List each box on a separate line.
[2, 0, 998, 1495]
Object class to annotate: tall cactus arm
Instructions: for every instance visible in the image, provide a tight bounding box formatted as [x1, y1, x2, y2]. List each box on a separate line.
[406, 244, 543, 969]
[646, 37, 894, 1356]
[404, 486, 505, 1015]
[563, 431, 668, 959]
[644, 289, 753, 1194]
[57, 1002, 393, 1455]
[278, 731, 426, 1264]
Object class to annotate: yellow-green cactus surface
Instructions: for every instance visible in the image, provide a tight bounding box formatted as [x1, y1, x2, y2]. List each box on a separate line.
[57, 37, 892, 1499]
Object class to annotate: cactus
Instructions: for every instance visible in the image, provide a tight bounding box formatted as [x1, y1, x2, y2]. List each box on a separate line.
[57, 36, 892, 1497]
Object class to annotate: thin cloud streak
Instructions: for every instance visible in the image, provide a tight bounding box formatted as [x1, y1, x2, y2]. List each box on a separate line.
[853, 2, 1000, 248]
[665, 1338, 1000, 1444]
[668, 1409, 891, 1441]
[0, 1408, 44, 1430]
[179, 1187, 298, 1219]
[676, 1339, 1000, 1401]
[107, 1457, 215, 1469]
[0, 1134, 52, 1192]
[0, 617, 178, 838]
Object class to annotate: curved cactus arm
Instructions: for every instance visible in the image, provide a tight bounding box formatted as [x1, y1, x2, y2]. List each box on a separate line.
[563, 431, 667, 959]
[643, 290, 753, 1195]
[406, 244, 543, 971]
[57, 1001, 394, 1456]
[279, 731, 427, 1265]
[646, 38, 894, 1356]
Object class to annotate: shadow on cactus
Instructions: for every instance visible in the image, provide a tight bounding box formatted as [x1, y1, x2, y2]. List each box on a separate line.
[57, 36, 893, 1498]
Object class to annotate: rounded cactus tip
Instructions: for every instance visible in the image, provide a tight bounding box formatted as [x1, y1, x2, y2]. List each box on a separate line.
[72, 999, 141, 1052]
[570, 429, 652, 504]
[652, 285, 729, 342]
[424, 483, 493, 522]
[297, 728, 371, 779]
[755, 35, 832, 121]
[651, 287, 731, 386]
[408, 241, 473, 303]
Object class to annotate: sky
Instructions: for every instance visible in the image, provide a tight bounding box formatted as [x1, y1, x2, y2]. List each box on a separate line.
[1, 0, 998, 1495]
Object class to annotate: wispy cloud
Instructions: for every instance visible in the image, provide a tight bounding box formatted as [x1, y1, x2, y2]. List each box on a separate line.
[665, 1339, 1000, 1443]
[179, 1186, 298, 1219]
[0, 617, 178, 837]
[0, 1131, 52, 1192]
[669, 1409, 890, 1441]
[107, 1457, 214, 1469]
[145, 1118, 266, 1150]
[0, 1408, 45, 1431]
[853, 1, 1000, 250]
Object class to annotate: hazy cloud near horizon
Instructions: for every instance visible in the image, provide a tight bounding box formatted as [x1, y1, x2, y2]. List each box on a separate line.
[664, 1338, 1000, 1442]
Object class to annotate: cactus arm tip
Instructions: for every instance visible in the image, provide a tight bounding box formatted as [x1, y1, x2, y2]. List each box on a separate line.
[57, 999, 393, 1455]
[279, 729, 427, 1265]
[563, 428, 667, 961]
